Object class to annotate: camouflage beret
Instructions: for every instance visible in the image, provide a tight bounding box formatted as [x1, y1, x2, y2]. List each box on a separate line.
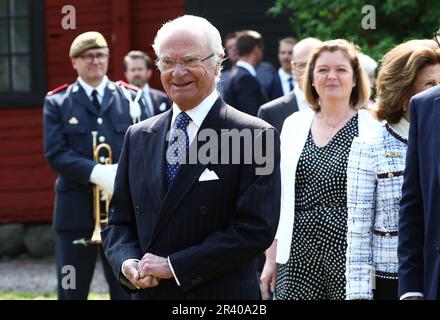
[69, 31, 108, 58]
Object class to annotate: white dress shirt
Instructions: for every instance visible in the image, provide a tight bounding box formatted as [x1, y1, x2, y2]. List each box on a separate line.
[77, 75, 108, 104]
[293, 83, 310, 111]
[278, 68, 295, 96]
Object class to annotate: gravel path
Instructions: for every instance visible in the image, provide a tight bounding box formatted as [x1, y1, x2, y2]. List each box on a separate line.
[0, 255, 107, 294]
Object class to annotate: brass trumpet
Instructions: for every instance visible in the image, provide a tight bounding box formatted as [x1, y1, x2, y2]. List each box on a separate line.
[73, 131, 112, 246]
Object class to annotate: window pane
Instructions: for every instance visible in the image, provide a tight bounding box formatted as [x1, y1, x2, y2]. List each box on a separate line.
[0, 56, 9, 91]
[10, 17, 28, 53]
[11, 55, 30, 91]
[0, 0, 7, 17]
[0, 20, 8, 53]
[9, 0, 27, 16]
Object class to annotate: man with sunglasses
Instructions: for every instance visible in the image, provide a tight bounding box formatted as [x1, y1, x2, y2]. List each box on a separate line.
[43, 31, 149, 300]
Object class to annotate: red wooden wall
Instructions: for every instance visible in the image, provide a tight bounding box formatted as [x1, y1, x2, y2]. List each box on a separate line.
[0, 0, 184, 223]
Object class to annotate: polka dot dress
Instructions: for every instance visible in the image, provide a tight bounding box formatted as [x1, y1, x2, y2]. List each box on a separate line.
[276, 113, 359, 300]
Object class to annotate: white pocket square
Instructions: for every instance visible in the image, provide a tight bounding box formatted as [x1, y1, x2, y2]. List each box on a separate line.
[198, 168, 219, 181]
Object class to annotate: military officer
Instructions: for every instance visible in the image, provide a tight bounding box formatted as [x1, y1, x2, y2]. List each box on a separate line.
[43, 31, 149, 300]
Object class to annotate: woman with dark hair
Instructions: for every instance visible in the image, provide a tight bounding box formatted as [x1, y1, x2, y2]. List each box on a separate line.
[345, 39, 440, 300]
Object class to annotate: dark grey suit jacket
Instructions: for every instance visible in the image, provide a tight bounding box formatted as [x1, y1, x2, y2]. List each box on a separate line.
[257, 91, 299, 133]
[102, 97, 281, 299]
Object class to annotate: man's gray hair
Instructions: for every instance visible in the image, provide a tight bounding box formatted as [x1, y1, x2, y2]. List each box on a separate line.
[152, 15, 225, 73]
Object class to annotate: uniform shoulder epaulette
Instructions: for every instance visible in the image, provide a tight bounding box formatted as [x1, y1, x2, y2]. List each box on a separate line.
[116, 80, 140, 92]
[46, 83, 69, 96]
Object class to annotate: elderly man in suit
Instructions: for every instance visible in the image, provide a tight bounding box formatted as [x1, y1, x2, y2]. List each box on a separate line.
[398, 83, 440, 300]
[257, 38, 321, 133]
[124, 50, 171, 117]
[223, 30, 268, 116]
[101, 15, 281, 300]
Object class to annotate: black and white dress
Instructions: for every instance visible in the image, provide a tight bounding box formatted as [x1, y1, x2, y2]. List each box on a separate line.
[276, 113, 359, 300]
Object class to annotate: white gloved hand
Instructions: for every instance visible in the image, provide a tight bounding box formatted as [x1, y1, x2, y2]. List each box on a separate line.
[90, 163, 118, 196]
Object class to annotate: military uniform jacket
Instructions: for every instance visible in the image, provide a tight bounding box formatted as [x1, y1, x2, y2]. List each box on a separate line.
[43, 80, 149, 230]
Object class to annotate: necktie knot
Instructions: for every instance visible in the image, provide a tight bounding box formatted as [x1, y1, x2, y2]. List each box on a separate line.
[91, 89, 101, 111]
[175, 112, 191, 130]
[288, 77, 294, 91]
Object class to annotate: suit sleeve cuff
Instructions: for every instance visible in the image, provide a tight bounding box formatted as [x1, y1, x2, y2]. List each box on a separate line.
[400, 292, 424, 300]
[168, 256, 181, 287]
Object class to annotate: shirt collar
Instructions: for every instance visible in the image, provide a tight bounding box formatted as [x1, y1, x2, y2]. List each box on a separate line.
[278, 68, 292, 82]
[237, 60, 257, 77]
[294, 83, 311, 111]
[77, 75, 108, 98]
[171, 89, 219, 129]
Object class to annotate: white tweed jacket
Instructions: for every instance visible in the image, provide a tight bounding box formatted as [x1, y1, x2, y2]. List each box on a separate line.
[275, 108, 381, 264]
[345, 123, 407, 300]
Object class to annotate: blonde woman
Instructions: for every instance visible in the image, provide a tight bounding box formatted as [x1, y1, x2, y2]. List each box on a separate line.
[261, 39, 381, 300]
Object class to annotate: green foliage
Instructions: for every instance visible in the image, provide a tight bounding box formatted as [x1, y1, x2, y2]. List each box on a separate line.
[269, 0, 440, 61]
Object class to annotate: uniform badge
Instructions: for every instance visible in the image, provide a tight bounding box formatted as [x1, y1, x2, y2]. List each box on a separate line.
[68, 117, 79, 125]
[159, 102, 167, 111]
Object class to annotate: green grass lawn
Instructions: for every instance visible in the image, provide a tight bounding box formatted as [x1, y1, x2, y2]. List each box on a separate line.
[0, 292, 109, 300]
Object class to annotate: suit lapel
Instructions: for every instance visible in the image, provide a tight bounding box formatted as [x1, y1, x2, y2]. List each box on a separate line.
[72, 82, 97, 115]
[149, 97, 226, 244]
[141, 110, 172, 215]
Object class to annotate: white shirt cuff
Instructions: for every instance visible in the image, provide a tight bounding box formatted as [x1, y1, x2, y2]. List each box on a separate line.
[400, 292, 424, 300]
[168, 256, 181, 287]
[121, 258, 139, 278]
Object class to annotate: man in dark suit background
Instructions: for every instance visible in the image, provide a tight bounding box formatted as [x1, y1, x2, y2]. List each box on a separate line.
[43, 31, 152, 300]
[102, 15, 281, 300]
[223, 30, 268, 116]
[398, 83, 440, 300]
[258, 37, 321, 133]
[267, 37, 297, 101]
[218, 32, 239, 95]
[124, 50, 171, 117]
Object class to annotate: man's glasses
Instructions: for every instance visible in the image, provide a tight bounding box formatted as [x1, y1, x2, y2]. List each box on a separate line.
[293, 62, 308, 72]
[434, 30, 440, 48]
[79, 53, 108, 63]
[156, 53, 214, 72]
